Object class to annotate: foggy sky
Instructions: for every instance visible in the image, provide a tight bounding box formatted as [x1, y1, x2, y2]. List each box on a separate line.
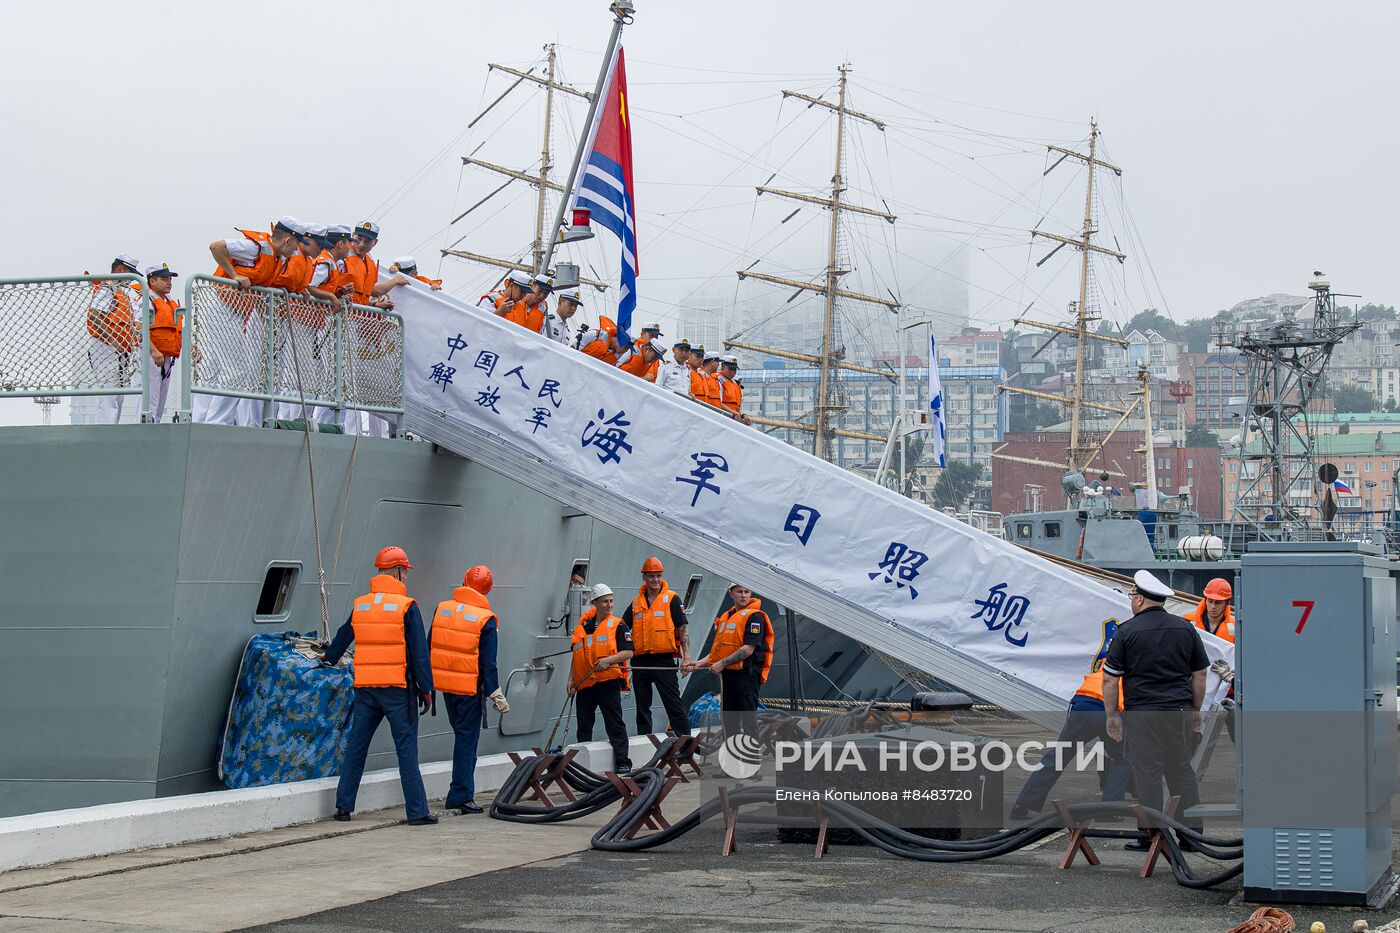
[3, 0, 1396, 424]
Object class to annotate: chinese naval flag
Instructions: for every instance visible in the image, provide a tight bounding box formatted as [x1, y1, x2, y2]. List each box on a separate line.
[568, 45, 639, 346]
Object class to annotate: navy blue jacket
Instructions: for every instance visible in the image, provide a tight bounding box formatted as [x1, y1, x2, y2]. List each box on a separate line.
[325, 602, 434, 696]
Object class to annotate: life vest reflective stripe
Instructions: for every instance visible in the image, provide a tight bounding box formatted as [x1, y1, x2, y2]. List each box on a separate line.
[350, 574, 417, 688]
[431, 585, 495, 696]
[87, 280, 141, 352]
[570, 607, 629, 689]
[345, 253, 379, 305]
[214, 229, 280, 287]
[1185, 599, 1236, 645]
[630, 584, 678, 656]
[719, 377, 742, 413]
[149, 295, 183, 357]
[708, 600, 774, 684]
[580, 332, 618, 366]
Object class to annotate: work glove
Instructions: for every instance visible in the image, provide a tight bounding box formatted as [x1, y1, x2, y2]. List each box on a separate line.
[418, 692, 432, 716]
[1209, 658, 1235, 684]
[488, 688, 510, 714]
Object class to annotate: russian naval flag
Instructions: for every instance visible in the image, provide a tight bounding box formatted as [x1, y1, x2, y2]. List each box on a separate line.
[569, 45, 638, 345]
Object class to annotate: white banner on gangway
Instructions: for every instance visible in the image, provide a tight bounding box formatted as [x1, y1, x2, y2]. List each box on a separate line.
[398, 284, 1233, 707]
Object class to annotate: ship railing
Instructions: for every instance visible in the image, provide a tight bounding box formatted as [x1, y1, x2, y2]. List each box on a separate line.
[0, 273, 157, 415]
[181, 274, 405, 429]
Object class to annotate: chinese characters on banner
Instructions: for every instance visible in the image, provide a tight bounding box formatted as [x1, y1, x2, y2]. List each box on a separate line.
[400, 284, 1235, 706]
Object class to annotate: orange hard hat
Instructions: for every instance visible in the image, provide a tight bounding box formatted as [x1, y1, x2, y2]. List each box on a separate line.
[374, 546, 412, 570]
[1203, 578, 1232, 601]
[641, 557, 665, 574]
[464, 564, 493, 594]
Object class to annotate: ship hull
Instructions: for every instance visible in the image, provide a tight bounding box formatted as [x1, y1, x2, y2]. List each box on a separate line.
[0, 423, 745, 817]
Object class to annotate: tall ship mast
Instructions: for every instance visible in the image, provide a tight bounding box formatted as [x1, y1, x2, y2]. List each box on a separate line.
[439, 45, 608, 292]
[729, 65, 900, 464]
[994, 122, 1139, 499]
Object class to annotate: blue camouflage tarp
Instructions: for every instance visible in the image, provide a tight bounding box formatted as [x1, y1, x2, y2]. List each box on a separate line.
[218, 632, 352, 788]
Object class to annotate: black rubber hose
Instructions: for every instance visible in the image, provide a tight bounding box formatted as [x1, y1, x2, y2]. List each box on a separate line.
[588, 783, 1244, 889]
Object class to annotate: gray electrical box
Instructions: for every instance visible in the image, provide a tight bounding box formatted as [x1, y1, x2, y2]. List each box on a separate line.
[1240, 541, 1397, 905]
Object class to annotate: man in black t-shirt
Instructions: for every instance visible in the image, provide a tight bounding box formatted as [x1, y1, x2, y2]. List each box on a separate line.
[1102, 570, 1209, 849]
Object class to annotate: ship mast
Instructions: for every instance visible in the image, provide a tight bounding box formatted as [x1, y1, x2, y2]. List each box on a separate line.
[440, 45, 608, 290]
[995, 121, 1132, 487]
[732, 65, 898, 461]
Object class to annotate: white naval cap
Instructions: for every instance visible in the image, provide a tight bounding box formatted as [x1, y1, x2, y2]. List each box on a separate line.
[392, 255, 417, 270]
[305, 223, 328, 238]
[113, 252, 141, 271]
[720, 354, 738, 366]
[276, 215, 307, 236]
[639, 320, 663, 335]
[327, 224, 353, 238]
[589, 583, 614, 601]
[144, 262, 177, 277]
[555, 288, 583, 306]
[507, 269, 533, 288]
[647, 337, 666, 355]
[532, 273, 554, 291]
[1132, 569, 1173, 600]
[354, 221, 380, 239]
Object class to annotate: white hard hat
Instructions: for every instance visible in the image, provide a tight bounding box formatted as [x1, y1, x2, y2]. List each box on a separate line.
[590, 583, 614, 601]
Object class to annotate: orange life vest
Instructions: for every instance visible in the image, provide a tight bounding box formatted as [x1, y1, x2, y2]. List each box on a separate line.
[702, 371, 723, 407]
[718, 376, 742, 413]
[149, 294, 183, 357]
[414, 274, 443, 288]
[617, 346, 655, 379]
[214, 229, 281, 288]
[1186, 599, 1236, 644]
[580, 331, 618, 366]
[570, 607, 629, 690]
[630, 583, 679, 656]
[1074, 669, 1123, 711]
[349, 574, 417, 688]
[87, 280, 141, 352]
[274, 251, 317, 293]
[345, 253, 379, 305]
[708, 599, 774, 684]
[312, 251, 355, 301]
[431, 585, 496, 696]
[688, 367, 706, 399]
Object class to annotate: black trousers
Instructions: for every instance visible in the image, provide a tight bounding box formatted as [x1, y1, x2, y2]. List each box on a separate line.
[632, 653, 692, 736]
[720, 668, 760, 738]
[576, 680, 631, 764]
[1125, 708, 1202, 831]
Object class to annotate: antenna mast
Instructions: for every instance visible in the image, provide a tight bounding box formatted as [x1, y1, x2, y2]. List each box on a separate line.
[732, 64, 897, 462]
[1215, 275, 1361, 533]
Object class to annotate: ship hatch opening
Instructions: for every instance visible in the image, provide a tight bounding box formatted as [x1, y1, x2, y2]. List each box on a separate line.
[255, 562, 301, 622]
[682, 574, 703, 612]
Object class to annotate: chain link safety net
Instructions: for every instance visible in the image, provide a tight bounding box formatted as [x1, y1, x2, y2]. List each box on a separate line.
[342, 306, 403, 411]
[0, 277, 145, 394]
[189, 278, 272, 397]
[275, 294, 338, 406]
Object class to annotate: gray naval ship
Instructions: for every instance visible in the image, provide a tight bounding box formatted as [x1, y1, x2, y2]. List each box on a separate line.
[0, 273, 911, 819]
